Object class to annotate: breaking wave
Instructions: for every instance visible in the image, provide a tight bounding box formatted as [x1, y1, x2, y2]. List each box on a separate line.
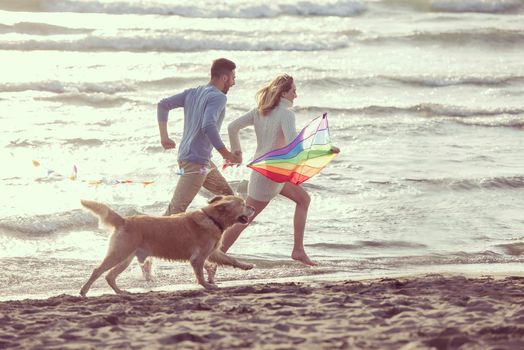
[364, 29, 524, 47]
[430, 0, 524, 14]
[377, 0, 524, 14]
[383, 75, 524, 88]
[405, 176, 524, 190]
[299, 104, 524, 120]
[0, 0, 367, 18]
[0, 33, 348, 52]
[0, 80, 135, 94]
[35, 93, 133, 108]
[0, 22, 91, 35]
[0, 206, 143, 235]
[4, 74, 524, 96]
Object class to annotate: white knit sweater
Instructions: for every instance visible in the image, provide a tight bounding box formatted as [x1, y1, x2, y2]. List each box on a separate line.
[228, 98, 298, 201]
[228, 98, 297, 160]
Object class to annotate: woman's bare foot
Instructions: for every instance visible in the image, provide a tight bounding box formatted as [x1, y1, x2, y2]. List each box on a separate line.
[291, 250, 318, 266]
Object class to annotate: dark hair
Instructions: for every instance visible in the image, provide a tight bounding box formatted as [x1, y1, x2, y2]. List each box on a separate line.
[210, 58, 236, 78]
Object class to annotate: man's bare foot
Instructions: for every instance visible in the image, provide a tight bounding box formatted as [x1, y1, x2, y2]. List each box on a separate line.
[291, 250, 318, 266]
[140, 257, 153, 281]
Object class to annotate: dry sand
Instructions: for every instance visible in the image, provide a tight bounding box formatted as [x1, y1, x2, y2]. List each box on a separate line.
[0, 274, 523, 349]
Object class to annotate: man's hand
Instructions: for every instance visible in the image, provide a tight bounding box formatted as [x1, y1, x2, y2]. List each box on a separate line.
[219, 148, 242, 165]
[331, 146, 340, 154]
[161, 137, 176, 150]
[224, 150, 242, 164]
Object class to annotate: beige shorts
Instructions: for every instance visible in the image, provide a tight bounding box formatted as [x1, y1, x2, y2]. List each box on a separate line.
[165, 160, 234, 215]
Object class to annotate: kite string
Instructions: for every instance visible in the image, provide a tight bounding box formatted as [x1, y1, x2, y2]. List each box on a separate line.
[31, 160, 236, 187]
[32, 159, 156, 187]
[32, 160, 78, 180]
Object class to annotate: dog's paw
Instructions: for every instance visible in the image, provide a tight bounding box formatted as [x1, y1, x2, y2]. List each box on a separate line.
[116, 290, 132, 295]
[239, 263, 254, 270]
[202, 282, 219, 290]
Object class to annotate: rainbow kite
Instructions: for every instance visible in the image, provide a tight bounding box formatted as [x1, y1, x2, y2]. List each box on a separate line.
[247, 113, 337, 185]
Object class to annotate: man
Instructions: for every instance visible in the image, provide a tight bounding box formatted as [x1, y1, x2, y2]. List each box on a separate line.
[137, 58, 242, 279]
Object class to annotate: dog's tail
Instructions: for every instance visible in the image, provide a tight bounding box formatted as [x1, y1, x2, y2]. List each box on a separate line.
[81, 200, 125, 229]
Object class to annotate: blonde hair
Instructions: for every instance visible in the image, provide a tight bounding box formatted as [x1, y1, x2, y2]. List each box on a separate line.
[256, 74, 294, 116]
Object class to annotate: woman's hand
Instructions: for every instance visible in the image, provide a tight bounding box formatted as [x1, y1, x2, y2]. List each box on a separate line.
[233, 151, 243, 164]
[331, 146, 340, 154]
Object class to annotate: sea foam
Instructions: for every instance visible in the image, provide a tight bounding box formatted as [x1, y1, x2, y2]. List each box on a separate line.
[29, 0, 368, 18]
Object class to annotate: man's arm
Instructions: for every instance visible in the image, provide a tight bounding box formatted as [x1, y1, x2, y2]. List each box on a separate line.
[157, 91, 187, 149]
[158, 121, 176, 149]
[202, 94, 241, 163]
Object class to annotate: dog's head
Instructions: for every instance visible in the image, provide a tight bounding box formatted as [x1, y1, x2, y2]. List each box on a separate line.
[206, 195, 255, 229]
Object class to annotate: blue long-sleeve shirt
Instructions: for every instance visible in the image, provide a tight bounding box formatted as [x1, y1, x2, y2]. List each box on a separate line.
[157, 85, 226, 164]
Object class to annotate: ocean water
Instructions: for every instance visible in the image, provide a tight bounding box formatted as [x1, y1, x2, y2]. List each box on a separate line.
[0, 0, 523, 300]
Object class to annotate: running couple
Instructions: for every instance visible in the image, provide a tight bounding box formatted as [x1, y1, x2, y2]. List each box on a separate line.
[136, 58, 340, 280]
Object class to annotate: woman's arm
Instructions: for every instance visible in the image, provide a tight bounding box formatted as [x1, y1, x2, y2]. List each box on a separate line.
[228, 109, 256, 154]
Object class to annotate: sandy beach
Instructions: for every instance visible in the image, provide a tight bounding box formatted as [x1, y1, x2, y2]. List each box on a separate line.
[1, 1, 523, 349]
[0, 274, 522, 349]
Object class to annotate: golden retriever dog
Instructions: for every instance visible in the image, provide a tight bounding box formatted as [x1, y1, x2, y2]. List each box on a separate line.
[79, 195, 255, 296]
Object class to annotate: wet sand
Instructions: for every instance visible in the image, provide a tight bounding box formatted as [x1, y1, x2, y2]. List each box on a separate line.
[0, 274, 523, 349]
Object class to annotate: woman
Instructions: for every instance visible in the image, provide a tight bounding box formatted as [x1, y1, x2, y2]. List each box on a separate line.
[221, 74, 339, 268]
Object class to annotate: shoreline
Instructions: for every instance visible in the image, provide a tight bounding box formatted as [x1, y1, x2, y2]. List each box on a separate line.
[1, 261, 522, 302]
[1, 273, 523, 349]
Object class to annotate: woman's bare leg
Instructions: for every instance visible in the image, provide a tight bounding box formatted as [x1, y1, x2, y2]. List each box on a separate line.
[221, 196, 269, 253]
[206, 197, 269, 284]
[279, 183, 316, 266]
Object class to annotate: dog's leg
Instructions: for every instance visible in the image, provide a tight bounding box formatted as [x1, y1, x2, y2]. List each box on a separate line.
[80, 252, 128, 297]
[80, 230, 137, 297]
[207, 250, 254, 270]
[204, 261, 218, 284]
[136, 248, 153, 281]
[139, 257, 153, 281]
[105, 254, 134, 294]
[190, 250, 218, 290]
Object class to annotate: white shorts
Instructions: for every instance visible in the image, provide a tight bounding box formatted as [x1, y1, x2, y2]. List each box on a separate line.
[247, 170, 285, 202]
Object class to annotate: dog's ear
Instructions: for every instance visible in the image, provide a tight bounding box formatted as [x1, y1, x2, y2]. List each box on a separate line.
[208, 195, 223, 204]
